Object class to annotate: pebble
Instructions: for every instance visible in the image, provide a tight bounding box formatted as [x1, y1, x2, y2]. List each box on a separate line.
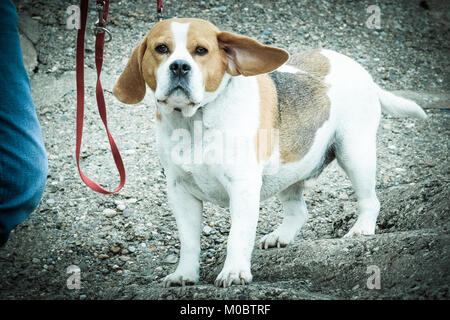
[211, 5, 227, 12]
[123, 208, 134, 217]
[46, 199, 56, 205]
[98, 254, 109, 260]
[117, 204, 126, 211]
[32, 258, 40, 264]
[79, 294, 87, 300]
[110, 246, 121, 254]
[114, 200, 124, 206]
[338, 193, 349, 200]
[203, 225, 213, 235]
[79, 262, 88, 271]
[103, 208, 117, 218]
[128, 246, 136, 253]
[164, 254, 178, 264]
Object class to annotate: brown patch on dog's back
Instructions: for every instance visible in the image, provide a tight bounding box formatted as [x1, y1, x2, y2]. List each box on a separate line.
[269, 50, 331, 163]
[256, 74, 278, 162]
[289, 49, 330, 78]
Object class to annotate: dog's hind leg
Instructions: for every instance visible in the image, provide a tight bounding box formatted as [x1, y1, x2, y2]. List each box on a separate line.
[335, 132, 380, 237]
[259, 181, 308, 249]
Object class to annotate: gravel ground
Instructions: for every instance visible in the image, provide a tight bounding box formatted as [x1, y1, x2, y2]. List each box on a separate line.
[1, 0, 448, 300]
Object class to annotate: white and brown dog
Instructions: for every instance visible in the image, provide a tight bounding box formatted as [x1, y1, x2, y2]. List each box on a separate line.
[113, 18, 427, 288]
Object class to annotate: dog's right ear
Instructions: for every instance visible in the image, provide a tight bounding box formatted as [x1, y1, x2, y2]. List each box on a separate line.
[113, 39, 147, 104]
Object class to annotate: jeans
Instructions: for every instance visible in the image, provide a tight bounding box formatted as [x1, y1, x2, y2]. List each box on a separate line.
[0, 0, 48, 245]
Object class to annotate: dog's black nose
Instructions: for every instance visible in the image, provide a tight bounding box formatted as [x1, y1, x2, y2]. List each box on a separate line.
[169, 60, 191, 77]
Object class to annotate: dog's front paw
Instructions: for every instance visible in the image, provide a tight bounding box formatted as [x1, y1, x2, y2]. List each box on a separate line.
[343, 220, 376, 238]
[163, 271, 198, 288]
[214, 266, 252, 288]
[259, 229, 293, 249]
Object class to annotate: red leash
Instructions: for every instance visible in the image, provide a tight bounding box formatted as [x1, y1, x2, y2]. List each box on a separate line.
[76, 0, 164, 194]
[76, 0, 125, 194]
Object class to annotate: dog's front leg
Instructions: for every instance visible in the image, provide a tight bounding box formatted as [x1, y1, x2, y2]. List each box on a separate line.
[215, 176, 262, 287]
[163, 177, 203, 287]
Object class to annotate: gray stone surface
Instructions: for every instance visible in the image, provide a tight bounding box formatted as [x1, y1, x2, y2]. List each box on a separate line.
[19, 33, 37, 75]
[18, 12, 41, 44]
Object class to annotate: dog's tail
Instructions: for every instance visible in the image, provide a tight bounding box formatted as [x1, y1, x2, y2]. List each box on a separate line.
[377, 87, 427, 119]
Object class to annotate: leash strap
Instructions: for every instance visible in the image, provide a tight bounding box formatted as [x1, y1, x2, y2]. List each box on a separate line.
[76, 0, 126, 194]
[157, 0, 164, 13]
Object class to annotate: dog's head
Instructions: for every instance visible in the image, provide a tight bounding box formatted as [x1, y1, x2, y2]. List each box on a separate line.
[113, 18, 289, 117]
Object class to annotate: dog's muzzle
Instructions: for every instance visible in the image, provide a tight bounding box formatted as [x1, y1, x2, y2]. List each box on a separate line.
[165, 59, 193, 99]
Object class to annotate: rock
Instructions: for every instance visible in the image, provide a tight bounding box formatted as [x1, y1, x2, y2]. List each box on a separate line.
[79, 262, 88, 272]
[79, 294, 87, 300]
[18, 13, 40, 44]
[119, 256, 131, 262]
[203, 225, 213, 235]
[32, 258, 40, 264]
[122, 208, 134, 217]
[128, 246, 136, 253]
[109, 246, 121, 254]
[46, 199, 56, 205]
[338, 194, 348, 200]
[98, 254, 109, 260]
[164, 254, 178, 264]
[117, 204, 126, 211]
[211, 6, 227, 12]
[114, 200, 124, 206]
[103, 209, 117, 218]
[19, 33, 37, 76]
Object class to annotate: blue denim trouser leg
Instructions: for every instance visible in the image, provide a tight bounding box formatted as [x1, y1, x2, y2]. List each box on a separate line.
[0, 0, 48, 245]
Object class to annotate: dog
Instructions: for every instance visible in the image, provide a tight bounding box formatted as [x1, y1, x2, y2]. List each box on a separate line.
[113, 18, 427, 288]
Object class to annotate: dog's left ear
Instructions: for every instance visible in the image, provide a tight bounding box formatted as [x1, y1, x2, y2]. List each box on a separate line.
[113, 39, 147, 104]
[217, 31, 289, 77]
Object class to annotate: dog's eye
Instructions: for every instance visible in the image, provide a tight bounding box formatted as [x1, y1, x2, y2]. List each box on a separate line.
[194, 46, 208, 56]
[155, 44, 169, 54]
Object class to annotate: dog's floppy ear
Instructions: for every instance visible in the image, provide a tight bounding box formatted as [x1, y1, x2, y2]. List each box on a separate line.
[217, 31, 289, 77]
[113, 39, 147, 104]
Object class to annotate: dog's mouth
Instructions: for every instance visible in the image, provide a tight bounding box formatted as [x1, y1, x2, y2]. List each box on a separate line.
[157, 86, 197, 107]
[168, 85, 190, 97]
